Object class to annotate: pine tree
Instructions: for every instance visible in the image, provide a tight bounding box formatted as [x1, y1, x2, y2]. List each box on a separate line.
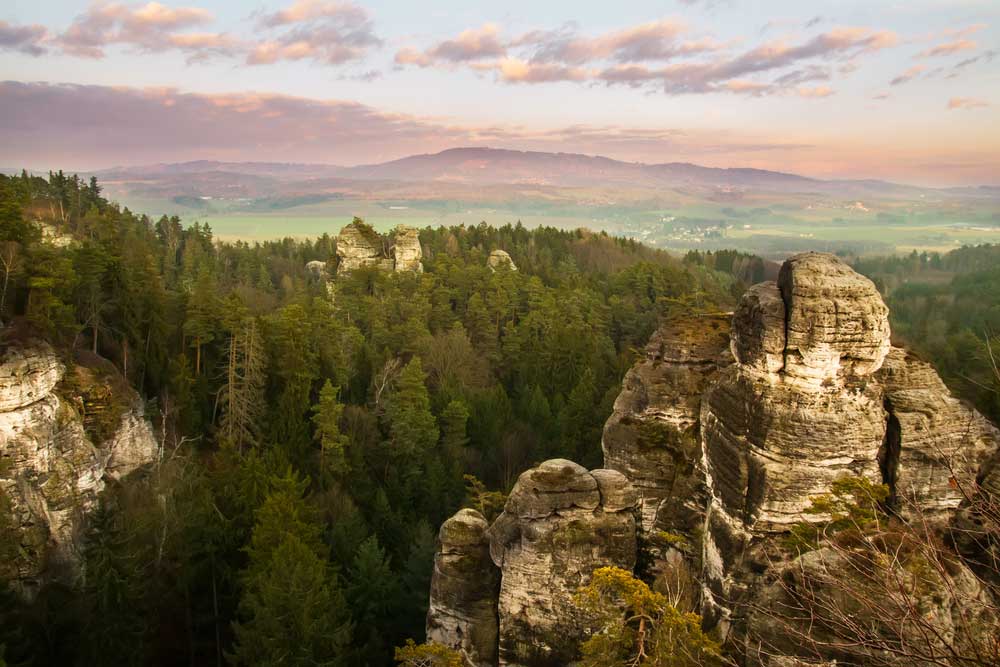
[385, 358, 438, 458]
[231, 477, 353, 666]
[312, 380, 350, 479]
[183, 266, 220, 375]
[347, 535, 402, 663]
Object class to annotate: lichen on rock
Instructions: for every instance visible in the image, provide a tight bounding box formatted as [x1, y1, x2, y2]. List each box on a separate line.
[0, 341, 158, 591]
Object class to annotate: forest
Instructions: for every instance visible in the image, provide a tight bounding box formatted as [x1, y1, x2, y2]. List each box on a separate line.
[854, 246, 1000, 424]
[2, 171, 998, 667]
[0, 171, 740, 666]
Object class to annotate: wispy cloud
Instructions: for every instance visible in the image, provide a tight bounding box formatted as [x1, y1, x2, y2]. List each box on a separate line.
[0, 20, 48, 56]
[395, 23, 505, 67]
[919, 38, 977, 58]
[890, 64, 925, 86]
[396, 22, 896, 96]
[947, 97, 989, 110]
[44, 0, 380, 66]
[249, 0, 381, 65]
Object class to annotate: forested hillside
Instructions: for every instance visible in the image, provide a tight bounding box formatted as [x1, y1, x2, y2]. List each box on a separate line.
[0, 171, 738, 666]
[854, 246, 1000, 424]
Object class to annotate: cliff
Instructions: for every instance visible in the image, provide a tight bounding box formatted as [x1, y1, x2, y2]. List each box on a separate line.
[0, 342, 158, 592]
[427, 252, 1000, 666]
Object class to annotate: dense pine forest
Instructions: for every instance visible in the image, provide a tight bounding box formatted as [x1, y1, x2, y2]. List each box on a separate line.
[0, 171, 741, 666]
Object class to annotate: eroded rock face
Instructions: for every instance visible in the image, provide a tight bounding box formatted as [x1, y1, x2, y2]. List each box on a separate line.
[392, 226, 424, 273]
[602, 313, 730, 546]
[428, 252, 999, 666]
[427, 509, 499, 667]
[428, 460, 638, 667]
[877, 347, 1000, 514]
[600, 252, 998, 662]
[777, 252, 890, 384]
[488, 460, 638, 666]
[0, 342, 158, 590]
[487, 250, 517, 272]
[335, 221, 388, 274]
[335, 221, 422, 274]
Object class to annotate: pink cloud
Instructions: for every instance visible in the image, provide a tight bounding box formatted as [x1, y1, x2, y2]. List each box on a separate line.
[890, 64, 925, 86]
[250, 0, 380, 65]
[395, 24, 506, 66]
[0, 21, 48, 56]
[57, 1, 229, 60]
[920, 39, 977, 58]
[496, 58, 590, 83]
[947, 97, 989, 110]
[797, 85, 834, 98]
[398, 22, 897, 97]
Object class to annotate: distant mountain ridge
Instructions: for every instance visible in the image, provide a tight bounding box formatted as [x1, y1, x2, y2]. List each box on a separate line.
[94, 147, 922, 194]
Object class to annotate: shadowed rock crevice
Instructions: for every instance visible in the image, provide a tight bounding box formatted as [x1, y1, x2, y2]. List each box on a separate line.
[879, 397, 902, 506]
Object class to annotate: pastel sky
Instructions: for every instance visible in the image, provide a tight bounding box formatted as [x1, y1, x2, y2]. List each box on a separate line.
[1, 0, 998, 185]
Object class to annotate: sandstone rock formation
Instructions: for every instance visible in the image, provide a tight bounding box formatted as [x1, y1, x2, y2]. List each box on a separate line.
[426, 509, 499, 667]
[428, 460, 638, 666]
[335, 220, 422, 275]
[336, 220, 391, 274]
[876, 347, 998, 514]
[0, 342, 158, 591]
[392, 226, 424, 273]
[427, 252, 1000, 667]
[601, 312, 730, 584]
[487, 249, 517, 272]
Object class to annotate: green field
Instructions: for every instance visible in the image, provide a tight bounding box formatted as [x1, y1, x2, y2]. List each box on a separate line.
[117, 192, 1000, 257]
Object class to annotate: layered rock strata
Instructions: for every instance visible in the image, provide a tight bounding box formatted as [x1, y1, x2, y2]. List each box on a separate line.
[0, 342, 158, 589]
[335, 221, 423, 274]
[426, 509, 499, 667]
[428, 460, 638, 667]
[392, 226, 424, 273]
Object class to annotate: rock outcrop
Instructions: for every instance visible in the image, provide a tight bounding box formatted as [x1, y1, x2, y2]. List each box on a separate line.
[428, 460, 638, 666]
[487, 250, 517, 272]
[427, 252, 1000, 666]
[335, 221, 422, 275]
[601, 312, 730, 585]
[0, 342, 158, 591]
[427, 509, 499, 667]
[876, 347, 998, 513]
[393, 226, 424, 273]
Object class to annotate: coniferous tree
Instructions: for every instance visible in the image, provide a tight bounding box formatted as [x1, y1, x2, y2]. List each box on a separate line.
[231, 475, 353, 666]
[385, 358, 438, 459]
[312, 380, 350, 479]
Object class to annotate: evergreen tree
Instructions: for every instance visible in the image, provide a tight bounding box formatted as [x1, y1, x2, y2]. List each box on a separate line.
[385, 358, 438, 458]
[312, 380, 350, 480]
[231, 476, 353, 666]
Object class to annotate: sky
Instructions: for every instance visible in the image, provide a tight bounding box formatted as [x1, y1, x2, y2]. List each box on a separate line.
[0, 0, 998, 185]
